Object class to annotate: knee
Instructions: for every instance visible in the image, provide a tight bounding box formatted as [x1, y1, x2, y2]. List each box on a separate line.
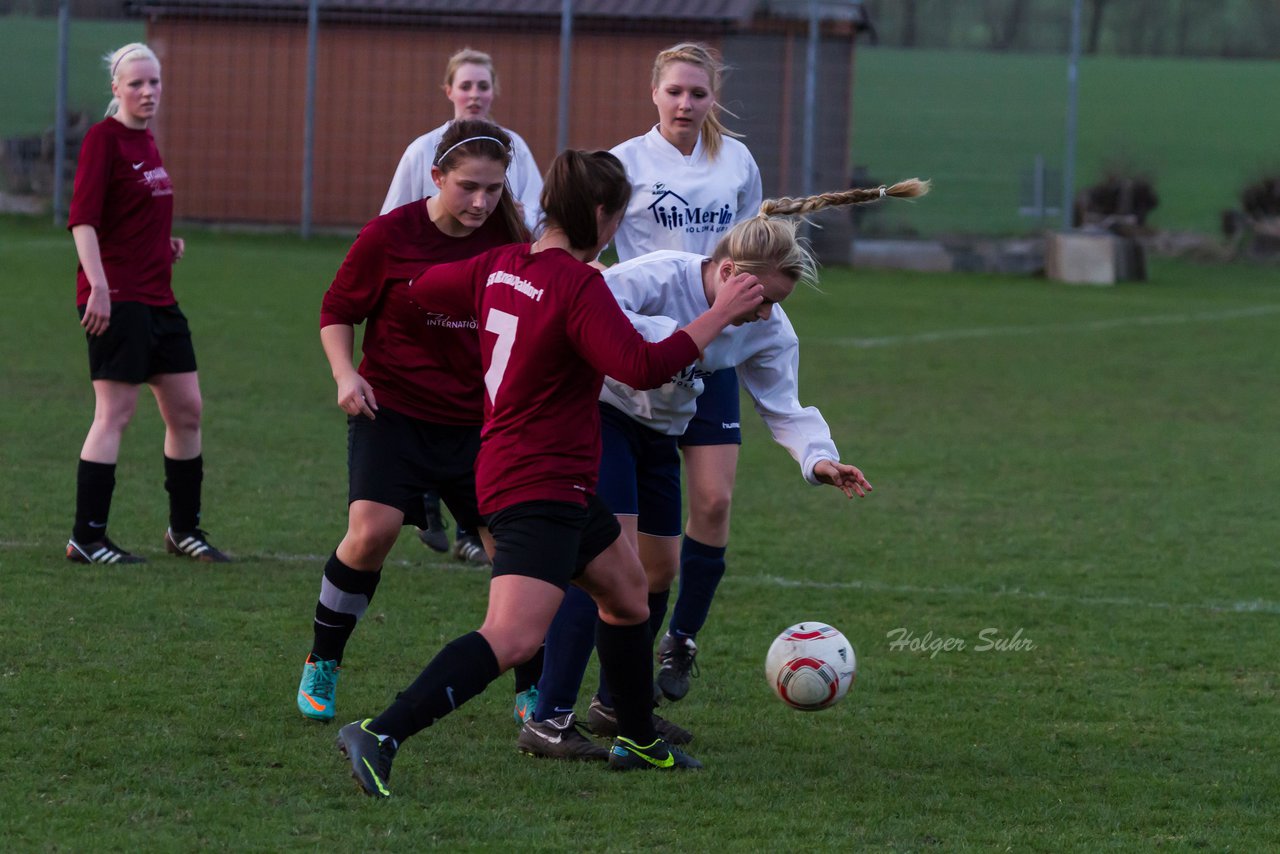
[689, 491, 732, 532]
[95, 401, 138, 436]
[483, 625, 545, 671]
[341, 520, 398, 567]
[167, 397, 203, 436]
[597, 576, 650, 626]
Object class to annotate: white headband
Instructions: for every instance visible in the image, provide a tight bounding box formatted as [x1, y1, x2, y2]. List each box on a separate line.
[435, 136, 511, 166]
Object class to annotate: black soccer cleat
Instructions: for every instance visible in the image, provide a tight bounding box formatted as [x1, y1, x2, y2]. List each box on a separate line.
[165, 528, 232, 562]
[336, 719, 398, 798]
[516, 712, 608, 761]
[656, 633, 699, 701]
[608, 736, 703, 771]
[417, 491, 449, 553]
[585, 695, 693, 746]
[66, 536, 146, 565]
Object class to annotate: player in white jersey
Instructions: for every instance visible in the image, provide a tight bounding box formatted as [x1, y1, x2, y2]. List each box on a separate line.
[520, 182, 930, 752]
[382, 47, 542, 232]
[383, 48, 543, 574]
[614, 43, 760, 701]
[531, 43, 761, 729]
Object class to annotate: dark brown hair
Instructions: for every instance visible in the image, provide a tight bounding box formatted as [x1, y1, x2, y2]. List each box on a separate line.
[539, 150, 631, 250]
[434, 119, 530, 242]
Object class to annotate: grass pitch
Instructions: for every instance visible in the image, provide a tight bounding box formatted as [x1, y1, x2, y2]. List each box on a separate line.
[2, 215, 1278, 850]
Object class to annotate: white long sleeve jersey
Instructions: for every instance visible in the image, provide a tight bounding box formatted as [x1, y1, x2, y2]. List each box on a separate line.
[609, 126, 762, 262]
[380, 120, 543, 232]
[599, 251, 839, 485]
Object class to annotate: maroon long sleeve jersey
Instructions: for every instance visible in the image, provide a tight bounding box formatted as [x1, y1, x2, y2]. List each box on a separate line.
[410, 244, 700, 514]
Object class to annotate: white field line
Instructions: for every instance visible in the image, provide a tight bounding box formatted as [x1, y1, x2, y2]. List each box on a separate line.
[826, 304, 1280, 349]
[7, 539, 1274, 615]
[740, 574, 1280, 616]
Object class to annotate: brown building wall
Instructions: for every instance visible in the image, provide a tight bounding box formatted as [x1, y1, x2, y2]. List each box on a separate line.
[148, 18, 851, 233]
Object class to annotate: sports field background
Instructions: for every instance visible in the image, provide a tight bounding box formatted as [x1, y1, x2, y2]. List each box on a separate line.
[2, 214, 1277, 849]
[4, 14, 1280, 237]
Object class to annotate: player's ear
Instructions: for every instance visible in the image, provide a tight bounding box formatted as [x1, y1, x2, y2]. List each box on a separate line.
[431, 165, 445, 190]
[719, 259, 735, 281]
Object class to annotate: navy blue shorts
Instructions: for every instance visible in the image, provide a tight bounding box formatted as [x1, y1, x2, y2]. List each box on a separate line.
[597, 402, 682, 538]
[486, 495, 621, 589]
[346, 404, 483, 531]
[679, 367, 742, 447]
[81, 301, 198, 384]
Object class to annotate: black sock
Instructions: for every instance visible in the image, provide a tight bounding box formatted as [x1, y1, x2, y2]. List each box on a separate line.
[164, 455, 203, 532]
[598, 589, 671, 706]
[371, 631, 500, 744]
[596, 621, 657, 744]
[73, 459, 116, 543]
[311, 552, 382, 663]
[512, 643, 544, 693]
[647, 589, 671, 645]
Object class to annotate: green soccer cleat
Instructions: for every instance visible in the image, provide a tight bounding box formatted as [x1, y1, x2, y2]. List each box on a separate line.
[513, 686, 539, 724]
[608, 736, 702, 771]
[336, 719, 398, 798]
[297, 656, 341, 721]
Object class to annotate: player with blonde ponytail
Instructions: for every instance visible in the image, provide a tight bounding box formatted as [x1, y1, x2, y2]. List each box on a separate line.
[64, 42, 232, 566]
[521, 181, 928, 751]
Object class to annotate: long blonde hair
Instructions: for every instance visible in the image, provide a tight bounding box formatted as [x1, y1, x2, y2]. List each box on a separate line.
[711, 179, 932, 286]
[103, 42, 159, 118]
[651, 42, 741, 161]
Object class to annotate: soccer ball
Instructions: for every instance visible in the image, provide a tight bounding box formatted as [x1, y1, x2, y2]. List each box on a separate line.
[765, 622, 857, 711]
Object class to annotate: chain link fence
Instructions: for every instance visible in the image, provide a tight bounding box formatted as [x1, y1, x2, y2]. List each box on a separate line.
[4, 1, 1278, 243]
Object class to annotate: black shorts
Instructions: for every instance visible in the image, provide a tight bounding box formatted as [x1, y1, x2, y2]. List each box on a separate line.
[597, 403, 682, 537]
[81, 301, 198, 384]
[486, 495, 622, 590]
[347, 404, 483, 531]
[679, 367, 742, 447]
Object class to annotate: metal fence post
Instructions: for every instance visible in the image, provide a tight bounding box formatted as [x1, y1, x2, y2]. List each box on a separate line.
[557, 0, 573, 153]
[801, 0, 818, 200]
[301, 0, 319, 238]
[1061, 0, 1083, 230]
[53, 0, 70, 224]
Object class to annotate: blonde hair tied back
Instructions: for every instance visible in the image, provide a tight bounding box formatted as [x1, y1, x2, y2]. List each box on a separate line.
[102, 42, 159, 117]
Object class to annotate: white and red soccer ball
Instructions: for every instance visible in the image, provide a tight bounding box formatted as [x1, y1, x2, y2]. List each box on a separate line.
[765, 622, 857, 711]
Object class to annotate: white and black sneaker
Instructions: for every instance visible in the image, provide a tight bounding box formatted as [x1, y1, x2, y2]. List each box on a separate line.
[453, 533, 491, 567]
[516, 712, 608, 761]
[66, 536, 145, 565]
[656, 633, 699, 701]
[164, 527, 232, 563]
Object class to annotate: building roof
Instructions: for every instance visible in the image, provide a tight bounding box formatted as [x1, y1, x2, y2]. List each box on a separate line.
[128, 0, 868, 30]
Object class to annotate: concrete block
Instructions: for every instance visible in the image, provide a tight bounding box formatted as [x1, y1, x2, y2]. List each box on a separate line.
[1046, 231, 1146, 285]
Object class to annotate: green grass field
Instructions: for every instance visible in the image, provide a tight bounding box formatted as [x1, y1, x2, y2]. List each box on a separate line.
[3, 215, 1279, 849]
[3, 16, 143, 138]
[852, 48, 1280, 236]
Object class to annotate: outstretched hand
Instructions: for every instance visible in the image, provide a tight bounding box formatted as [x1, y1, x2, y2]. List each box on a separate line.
[814, 459, 872, 498]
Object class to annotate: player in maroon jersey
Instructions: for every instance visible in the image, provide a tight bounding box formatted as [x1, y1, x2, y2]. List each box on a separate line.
[333, 150, 765, 796]
[65, 43, 230, 566]
[294, 119, 530, 725]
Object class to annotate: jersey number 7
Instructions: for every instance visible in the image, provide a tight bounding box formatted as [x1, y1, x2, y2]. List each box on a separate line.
[484, 308, 518, 404]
